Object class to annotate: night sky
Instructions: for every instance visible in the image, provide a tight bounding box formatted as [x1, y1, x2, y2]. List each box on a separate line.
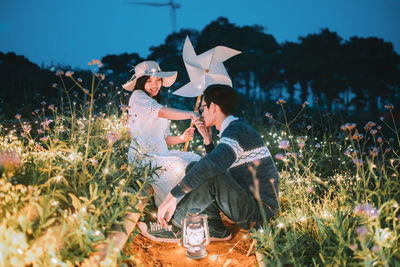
[0, 0, 399, 69]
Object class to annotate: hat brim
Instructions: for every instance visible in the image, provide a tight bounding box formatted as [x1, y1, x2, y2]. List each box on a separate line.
[122, 71, 177, 91]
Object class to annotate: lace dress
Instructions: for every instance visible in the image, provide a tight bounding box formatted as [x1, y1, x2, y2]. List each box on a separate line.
[127, 90, 201, 206]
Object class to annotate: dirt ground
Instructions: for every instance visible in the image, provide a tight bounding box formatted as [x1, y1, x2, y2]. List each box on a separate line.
[124, 223, 258, 267]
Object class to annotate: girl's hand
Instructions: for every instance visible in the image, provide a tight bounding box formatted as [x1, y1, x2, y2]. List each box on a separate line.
[181, 127, 195, 142]
[189, 111, 200, 121]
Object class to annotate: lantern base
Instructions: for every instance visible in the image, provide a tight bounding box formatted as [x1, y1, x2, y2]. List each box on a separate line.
[185, 248, 208, 260]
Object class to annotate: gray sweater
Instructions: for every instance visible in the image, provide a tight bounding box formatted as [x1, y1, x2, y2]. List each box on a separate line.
[171, 119, 280, 217]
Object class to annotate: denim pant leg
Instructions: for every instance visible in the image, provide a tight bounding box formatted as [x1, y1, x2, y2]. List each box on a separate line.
[172, 172, 263, 231]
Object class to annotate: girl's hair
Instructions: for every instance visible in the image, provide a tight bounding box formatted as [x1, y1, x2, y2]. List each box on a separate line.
[133, 75, 162, 103]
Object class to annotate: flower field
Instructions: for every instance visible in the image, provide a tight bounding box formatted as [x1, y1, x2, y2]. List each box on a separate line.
[0, 68, 399, 266]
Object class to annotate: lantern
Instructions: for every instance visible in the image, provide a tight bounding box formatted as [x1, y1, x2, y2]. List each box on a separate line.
[182, 208, 210, 259]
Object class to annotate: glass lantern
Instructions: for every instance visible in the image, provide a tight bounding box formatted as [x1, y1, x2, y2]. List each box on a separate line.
[182, 208, 210, 259]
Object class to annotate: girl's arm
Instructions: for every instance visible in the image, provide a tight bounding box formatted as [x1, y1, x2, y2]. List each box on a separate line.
[165, 127, 195, 146]
[158, 107, 199, 121]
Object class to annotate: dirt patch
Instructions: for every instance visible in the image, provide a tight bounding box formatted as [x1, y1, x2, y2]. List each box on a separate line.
[124, 223, 258, 267]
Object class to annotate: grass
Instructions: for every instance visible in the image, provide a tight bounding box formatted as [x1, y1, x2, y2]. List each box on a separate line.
[0, 65, 399, 266]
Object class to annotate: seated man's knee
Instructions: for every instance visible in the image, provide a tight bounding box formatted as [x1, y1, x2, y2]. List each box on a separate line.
[185, 161, 198, 173]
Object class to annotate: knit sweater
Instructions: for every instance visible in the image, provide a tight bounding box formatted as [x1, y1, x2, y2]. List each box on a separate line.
[170, 117, 280, 216]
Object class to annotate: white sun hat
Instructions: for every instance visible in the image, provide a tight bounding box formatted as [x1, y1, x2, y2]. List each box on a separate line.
[122, 60, 178, 91]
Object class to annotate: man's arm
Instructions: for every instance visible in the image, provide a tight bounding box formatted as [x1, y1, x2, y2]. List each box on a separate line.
[170, 142, 238, 199]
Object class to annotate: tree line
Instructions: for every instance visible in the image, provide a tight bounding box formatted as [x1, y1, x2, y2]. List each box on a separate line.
[1, 17, 399, 120]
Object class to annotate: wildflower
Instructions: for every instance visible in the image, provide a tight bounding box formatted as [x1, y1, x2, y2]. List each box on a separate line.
[364, 121, 376, 131]
[40, 136, 49, 142]
[352, 158, 363, 166]
[315, 143, 321, 148]
[278, 140, 290, 149]
[106, 132, 121, 145]
[88, 158, 98, 166]
[77, 77, 83, 83]
[379, 116, 384, 121]
[371, 245, 379, 253]
[356, 226, 368, 237]
[35, 144, 44, 150]
[119, 105, 129, 111]
[88, 59, 103, 67]
[275, 153, 286, 161]
[22, 124, 31, 133]
[302, 101, 309, 107]
[298, 141, 305, 149]
[306, 125, 312, 131]
[306, 187, 314, 193]
[354, 203, 379, 219]
[384, 104, 394, 110]
[82, 88, 89, 94]
[34, 109, 40, 114]
[55, 69, 64, 76]
[370, 129, 377, 135]
[37, 129, 44, 134]
[0, 151, 22, 171]
[65, 70, 74, 77]
[15, 114, 21, 120]
[109, 81, 114, 85]
[41, 119, 53, 129]
[100, 74, 105, 80]
[349, 244, 358, 251]
[52, 83, 58, 88]
[276, 99, 286, 105]
[124, 93, 129, 97]
[265, 112, 272, 119]
[352, 130, 363, 141]
[341, 123, 357, 131]
[369, 147, 378, 157]
[48, 104, 55, 111]
[377, 137, 383, 143]
[377, 125, 382, 130]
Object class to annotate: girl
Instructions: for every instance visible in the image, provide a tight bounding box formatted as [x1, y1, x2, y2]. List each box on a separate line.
[123, 61, 201, 206]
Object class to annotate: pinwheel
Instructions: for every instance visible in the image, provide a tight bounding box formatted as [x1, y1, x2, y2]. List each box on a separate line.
[174, 36, 241, 151]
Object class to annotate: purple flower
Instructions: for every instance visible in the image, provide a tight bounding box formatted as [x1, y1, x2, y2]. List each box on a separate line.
[356, 226, 368, 237]
[278, 140, 290, 150]
[354, 203, 379, 219]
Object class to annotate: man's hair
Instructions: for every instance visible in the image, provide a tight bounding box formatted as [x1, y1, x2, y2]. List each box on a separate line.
[203, 84, 237, 115]
[133, 75, 162, 103]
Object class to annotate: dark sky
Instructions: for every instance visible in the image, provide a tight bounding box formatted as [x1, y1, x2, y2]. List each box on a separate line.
[1, 0, 399, 69]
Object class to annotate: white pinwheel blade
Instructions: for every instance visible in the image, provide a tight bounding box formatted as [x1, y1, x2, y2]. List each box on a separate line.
[210, 46, 241, 66]
[173, 82, 204, 97]
[174, 36, 241, 98]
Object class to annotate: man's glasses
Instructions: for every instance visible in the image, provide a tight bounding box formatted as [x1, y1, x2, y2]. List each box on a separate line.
[198, 104, 207, 115]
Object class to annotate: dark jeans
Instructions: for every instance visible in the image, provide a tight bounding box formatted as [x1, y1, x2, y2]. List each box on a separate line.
[171, 162, 266, 231]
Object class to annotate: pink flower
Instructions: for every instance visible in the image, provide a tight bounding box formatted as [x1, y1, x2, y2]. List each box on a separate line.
[276, 99, 286, 105]
[306, 125, 312, 131]
[15, 114, 21, 120]
[298, 141, 305, 149]
[278, 140, 290, 150]
[265, 112, 272, 119]
[56, 70, 64, 76]
[354, 203, 379, 219]
[88, 158, 98, 166]
[40, 136, 49, 142]
[106, 132, 121, 145]
[275, 153, 286, 161]
[41, 119, 53, 129]
[356, 226, 368, 237]
[65, 70, 74, 77]
[119, 105, 129, 111]
[349, 244, 358, 251]
[0, 151, 22, 171]
[22, 124, 31, 133]
[48, 104, 55, 111]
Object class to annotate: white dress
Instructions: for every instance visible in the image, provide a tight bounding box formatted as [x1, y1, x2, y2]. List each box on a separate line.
[127, 90, 201, 206]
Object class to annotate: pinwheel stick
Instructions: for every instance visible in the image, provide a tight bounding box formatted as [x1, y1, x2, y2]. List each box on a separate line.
[184, 95, 202, 151]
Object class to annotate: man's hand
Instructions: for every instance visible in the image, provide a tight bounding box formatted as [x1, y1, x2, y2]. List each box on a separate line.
[194, 117, 212, 145]
[157, 193, 177, 229]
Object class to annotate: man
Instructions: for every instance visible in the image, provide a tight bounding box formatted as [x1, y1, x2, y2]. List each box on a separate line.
[138, 84, 280, 242]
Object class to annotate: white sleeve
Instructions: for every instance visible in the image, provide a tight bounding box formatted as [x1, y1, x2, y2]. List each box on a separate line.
[164, 120, 172, 139]
[128, 90, 164, 121]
